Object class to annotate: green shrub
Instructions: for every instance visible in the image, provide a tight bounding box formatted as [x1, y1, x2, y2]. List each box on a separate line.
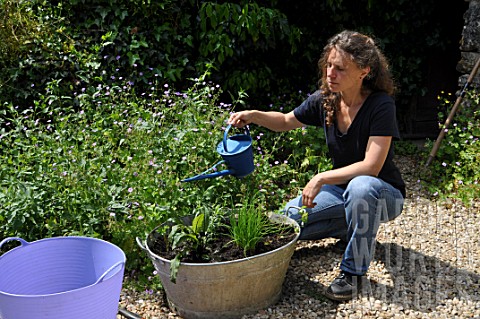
[421, 90, 480, 202]
[0, 67, 331, 290]
[0, 0, 303, 112]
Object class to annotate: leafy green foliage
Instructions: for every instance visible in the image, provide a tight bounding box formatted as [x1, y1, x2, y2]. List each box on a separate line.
[0, 0, 40, 64]
[0, 0, 302, 111]
[0, 66, 329, 290]
[197, 2, 302, 95]
[2, 0, 459, 121]
[167, 206, 225, 282]
[421, 89, 480, 202]
[0, 0, 74, 104]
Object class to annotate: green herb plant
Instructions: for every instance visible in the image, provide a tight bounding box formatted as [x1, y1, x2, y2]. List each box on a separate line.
[167, 205, 225, 283]
[228, 197, 293, 256]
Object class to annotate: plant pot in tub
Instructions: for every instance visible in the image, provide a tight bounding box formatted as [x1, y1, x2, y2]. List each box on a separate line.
[137, 204, 300, 319]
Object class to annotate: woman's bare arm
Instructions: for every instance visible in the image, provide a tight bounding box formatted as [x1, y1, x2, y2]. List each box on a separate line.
[228, 110, 304, 132]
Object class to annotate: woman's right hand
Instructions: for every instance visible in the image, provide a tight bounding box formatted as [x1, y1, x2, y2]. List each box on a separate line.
[228, 109, 301, 132]
[227, 111, 254, 128]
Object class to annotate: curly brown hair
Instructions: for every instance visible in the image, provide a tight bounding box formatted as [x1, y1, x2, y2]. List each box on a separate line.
[318, 30, 396, 126]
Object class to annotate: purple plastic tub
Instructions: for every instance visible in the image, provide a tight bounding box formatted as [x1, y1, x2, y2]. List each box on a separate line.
[0, 236, 125, 319]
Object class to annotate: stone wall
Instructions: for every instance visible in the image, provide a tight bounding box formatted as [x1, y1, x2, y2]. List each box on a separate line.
[457, 0, 480, 88]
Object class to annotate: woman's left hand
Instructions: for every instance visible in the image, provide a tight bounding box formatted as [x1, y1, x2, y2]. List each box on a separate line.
[302, 174, 324, 208]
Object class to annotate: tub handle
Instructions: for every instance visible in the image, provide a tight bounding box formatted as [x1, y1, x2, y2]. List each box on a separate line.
[136, 237, 156, 259]
[136, 237, 147, 251]
[0, 237, 30, 254]
[136, 237, 164, 264]
[95, 261, 125, 284]
[284, 205, 304, 216]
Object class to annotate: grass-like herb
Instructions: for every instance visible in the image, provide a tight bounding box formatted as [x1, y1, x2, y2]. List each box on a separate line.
[228, 197, 289, 256]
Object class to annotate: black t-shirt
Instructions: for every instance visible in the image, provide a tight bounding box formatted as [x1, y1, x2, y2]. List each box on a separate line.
[293, 90, 406, 198]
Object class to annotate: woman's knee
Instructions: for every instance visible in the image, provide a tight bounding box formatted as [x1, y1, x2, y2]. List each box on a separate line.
[344, 175, 404, 222]
[344, 175, 382, 200]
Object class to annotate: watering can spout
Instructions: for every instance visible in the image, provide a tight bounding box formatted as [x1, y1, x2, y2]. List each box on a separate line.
[181, 169, 233, 183]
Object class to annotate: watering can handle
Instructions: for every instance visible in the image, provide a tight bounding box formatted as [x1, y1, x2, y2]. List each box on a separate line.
[223, 124, 250, 153]
[95, 261, 125, 284]
[0, 237, 30, 252]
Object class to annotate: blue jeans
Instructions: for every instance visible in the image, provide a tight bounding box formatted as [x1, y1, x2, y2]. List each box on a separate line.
[285, 175, 404, 276]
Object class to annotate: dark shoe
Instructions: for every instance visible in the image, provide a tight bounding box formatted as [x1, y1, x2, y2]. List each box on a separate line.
[324, 271, 363, 301]
[331, 239, 348, 253]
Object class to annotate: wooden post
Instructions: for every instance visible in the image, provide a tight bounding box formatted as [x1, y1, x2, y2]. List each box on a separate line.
[425, 56, 480, 167]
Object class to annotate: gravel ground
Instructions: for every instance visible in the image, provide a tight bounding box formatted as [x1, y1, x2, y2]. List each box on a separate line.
[117, 155, 480, 319]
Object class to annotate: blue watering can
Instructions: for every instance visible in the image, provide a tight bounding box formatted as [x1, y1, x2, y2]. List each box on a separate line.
[181, 124, 254, 182]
